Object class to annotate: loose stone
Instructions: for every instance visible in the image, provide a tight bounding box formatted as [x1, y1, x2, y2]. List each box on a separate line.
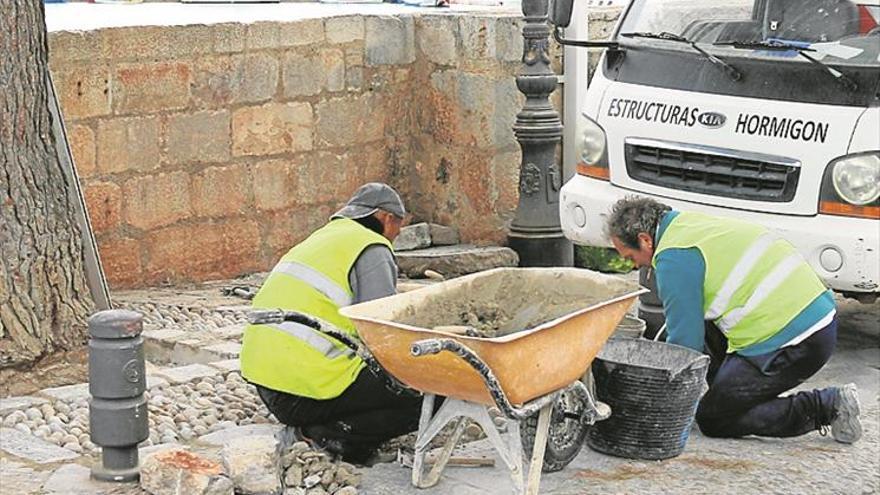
[24, 408, 42, 421]
[304, 474, 322, 488]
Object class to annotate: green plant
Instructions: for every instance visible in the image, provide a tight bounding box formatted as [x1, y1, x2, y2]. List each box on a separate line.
[574, 245, 635, 273]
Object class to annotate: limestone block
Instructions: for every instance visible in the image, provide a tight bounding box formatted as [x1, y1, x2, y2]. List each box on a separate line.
[199, 424, 282, 446]
[253, 158, 298, 212]
[0, 428, 80, 464]
[144, 219, 262, 285]
[236, 53, 280, 103]
[325, 16, 364, 44]
[167, 110, 231, 165]
[493, 77, 522, 149]
[221, 434, 283, 495]
[113, 61, 191, 114]
[68, 124, 96, 177]
[52, 65, 111, 119]
[210, 324, 245, 339]
[39, 383, 90, 402]
[279, 19, 325, 47]
[122, 172, 191, 230]
[247, 22, 281, 51]
[282, 49, 345, 97]
[0, 458, 49, 495]
[96, 116, 160, 174]
[141, 449, 234, 495]
[0, 396, 48, 416]
[83, 181, 123, 233]
[495, 17, 524, 63]
[191, 164, 250, 218]
[48, 30, 105, 64]
[416, 16, 457, 66]
[171, 339, 221, 365]
[429, 223, 460, 246]
[459, 16, 497, 60]
[152, 364, 220, 385]
[315, 93, 384, 148]
[208, 359, 242, 374]
[102, 25, 214, 61]
[393, 223, 431, 251]
[365, 16, 415, 66]
[213, 23, 247, 53]
[396, 245, 519, 278]
[98, 237, 144, 289]
[232, 102, 313, 156]
[192, 54, 278, 108]
[42, 463, 120, 494]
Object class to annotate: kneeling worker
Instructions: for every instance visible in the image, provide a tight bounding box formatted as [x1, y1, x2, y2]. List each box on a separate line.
[241, 182, 422, 463]
[606, 196, 862, 443]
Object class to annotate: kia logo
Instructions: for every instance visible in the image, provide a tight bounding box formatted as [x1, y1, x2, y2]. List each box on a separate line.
[698, 111, 726, 129]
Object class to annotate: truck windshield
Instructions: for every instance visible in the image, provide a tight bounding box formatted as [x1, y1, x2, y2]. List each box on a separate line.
[612, 0, 880, 105]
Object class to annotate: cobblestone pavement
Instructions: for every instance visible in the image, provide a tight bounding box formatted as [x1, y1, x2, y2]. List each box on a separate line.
[362, 297, 880, 494]
[1, 278, 877, 494]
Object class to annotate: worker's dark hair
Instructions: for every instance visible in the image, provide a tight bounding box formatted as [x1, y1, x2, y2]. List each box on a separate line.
[606, 196, 672, 249]
[354, 214, 384, 236]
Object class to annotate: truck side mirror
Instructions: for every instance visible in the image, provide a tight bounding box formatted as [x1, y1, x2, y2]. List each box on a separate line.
[550, 0, 575, 28]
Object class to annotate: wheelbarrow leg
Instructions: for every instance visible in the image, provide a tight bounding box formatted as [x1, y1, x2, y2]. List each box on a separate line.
[525, 402, 553, 495]
[412, 394, 469, 489]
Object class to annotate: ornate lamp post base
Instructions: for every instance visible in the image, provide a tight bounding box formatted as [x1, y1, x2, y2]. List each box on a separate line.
[508, 0, 573, 267]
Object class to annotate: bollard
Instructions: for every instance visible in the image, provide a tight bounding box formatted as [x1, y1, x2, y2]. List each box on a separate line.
[88, 309, 149, 482]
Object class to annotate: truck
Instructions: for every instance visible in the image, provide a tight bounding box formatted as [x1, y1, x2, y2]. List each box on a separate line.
[551, 0, 880, 326]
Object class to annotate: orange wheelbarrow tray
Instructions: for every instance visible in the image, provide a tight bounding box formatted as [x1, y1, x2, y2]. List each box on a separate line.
[340, 267, 646, 418]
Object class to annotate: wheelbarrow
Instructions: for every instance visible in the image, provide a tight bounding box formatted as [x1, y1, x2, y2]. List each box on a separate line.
[250, 267, 645, 494]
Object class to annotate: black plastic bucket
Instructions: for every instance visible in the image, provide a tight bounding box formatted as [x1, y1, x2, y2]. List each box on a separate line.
[587, 339, 709, 460]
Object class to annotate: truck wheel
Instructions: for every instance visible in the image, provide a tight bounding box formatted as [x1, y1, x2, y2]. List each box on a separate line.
[520, 383, 589, 472]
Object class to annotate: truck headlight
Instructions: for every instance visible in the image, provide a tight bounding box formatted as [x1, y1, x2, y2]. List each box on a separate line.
[575, 114, 609, 180]
[819, 152, 880, 219]
[832, 153, 880, 205]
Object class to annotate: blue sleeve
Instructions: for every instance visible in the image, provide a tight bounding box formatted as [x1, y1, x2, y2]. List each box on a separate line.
[654, 248, 706, 352]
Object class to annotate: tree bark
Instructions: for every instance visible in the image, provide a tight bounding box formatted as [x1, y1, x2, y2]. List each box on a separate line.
[0, 0, 93, 368]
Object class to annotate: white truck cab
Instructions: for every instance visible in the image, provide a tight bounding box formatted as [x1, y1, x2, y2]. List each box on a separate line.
[557, 0, 880, 301]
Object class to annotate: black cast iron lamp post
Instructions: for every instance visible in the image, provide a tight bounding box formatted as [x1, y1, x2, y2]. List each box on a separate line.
[508, 0, 573, 267]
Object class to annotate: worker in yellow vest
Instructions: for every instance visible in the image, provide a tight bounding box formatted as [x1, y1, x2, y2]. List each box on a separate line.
[240, 183, 421, 463]
[606, 196, 862, 444]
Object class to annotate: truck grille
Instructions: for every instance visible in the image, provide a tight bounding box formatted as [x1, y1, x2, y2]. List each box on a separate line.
[624, 139, 800, 202]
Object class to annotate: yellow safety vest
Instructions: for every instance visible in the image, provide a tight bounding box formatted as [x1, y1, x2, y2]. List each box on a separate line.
[240, 218, 392, 399]
[653, 212, 827, 352]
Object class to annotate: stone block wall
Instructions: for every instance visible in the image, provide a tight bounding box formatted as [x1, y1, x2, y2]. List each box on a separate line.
[48, 12, 532, 289]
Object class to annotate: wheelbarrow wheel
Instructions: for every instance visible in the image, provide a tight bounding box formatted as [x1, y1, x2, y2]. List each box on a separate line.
[520, 383, 590, 472]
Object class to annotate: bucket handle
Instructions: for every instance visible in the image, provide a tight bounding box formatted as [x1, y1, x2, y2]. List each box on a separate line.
[667, 354, 710, 381]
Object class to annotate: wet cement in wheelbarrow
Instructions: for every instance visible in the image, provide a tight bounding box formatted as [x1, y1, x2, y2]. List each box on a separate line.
[391, 270, 634, 337]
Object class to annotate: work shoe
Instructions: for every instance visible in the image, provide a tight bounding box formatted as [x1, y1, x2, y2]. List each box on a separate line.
[831, 383, 862, 444]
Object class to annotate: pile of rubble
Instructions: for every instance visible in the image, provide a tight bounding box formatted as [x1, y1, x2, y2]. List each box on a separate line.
[140, 435, 363, 495]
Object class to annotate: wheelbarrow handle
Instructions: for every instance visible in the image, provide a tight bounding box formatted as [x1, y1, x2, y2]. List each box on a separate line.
[247, 309, 358, 352]
[410, 338, 561, 420]
[411, 339, 443, 357]
[248, 309, 417, 398]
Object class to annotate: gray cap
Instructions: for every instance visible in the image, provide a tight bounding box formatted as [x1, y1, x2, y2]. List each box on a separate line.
[332, 182, 406, 220]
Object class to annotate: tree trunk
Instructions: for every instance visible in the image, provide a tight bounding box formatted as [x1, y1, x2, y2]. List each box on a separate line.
[0, 0, 93, 368]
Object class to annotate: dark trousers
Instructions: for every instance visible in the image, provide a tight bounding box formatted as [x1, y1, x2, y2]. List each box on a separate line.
[695, 317, 839, 438]
[256, 368, 424, 462]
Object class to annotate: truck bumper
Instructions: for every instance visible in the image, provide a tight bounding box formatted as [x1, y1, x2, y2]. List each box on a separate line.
[560, 175, 880, 295]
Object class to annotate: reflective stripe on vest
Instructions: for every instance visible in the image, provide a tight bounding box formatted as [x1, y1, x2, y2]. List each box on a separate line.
[272, 261, 353, 308]
[705, 232, 777, 320]
[716, 252, 805, 332]
[266, 322, 354, 360]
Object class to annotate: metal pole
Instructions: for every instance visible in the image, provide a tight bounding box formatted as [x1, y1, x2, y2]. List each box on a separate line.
[508, 0, 573, 267]
[88, 310, 149, 482]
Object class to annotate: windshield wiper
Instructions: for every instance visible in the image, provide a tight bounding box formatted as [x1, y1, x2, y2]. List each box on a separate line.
[714, 40, 858, 92]
[621, 32, 743, 81]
